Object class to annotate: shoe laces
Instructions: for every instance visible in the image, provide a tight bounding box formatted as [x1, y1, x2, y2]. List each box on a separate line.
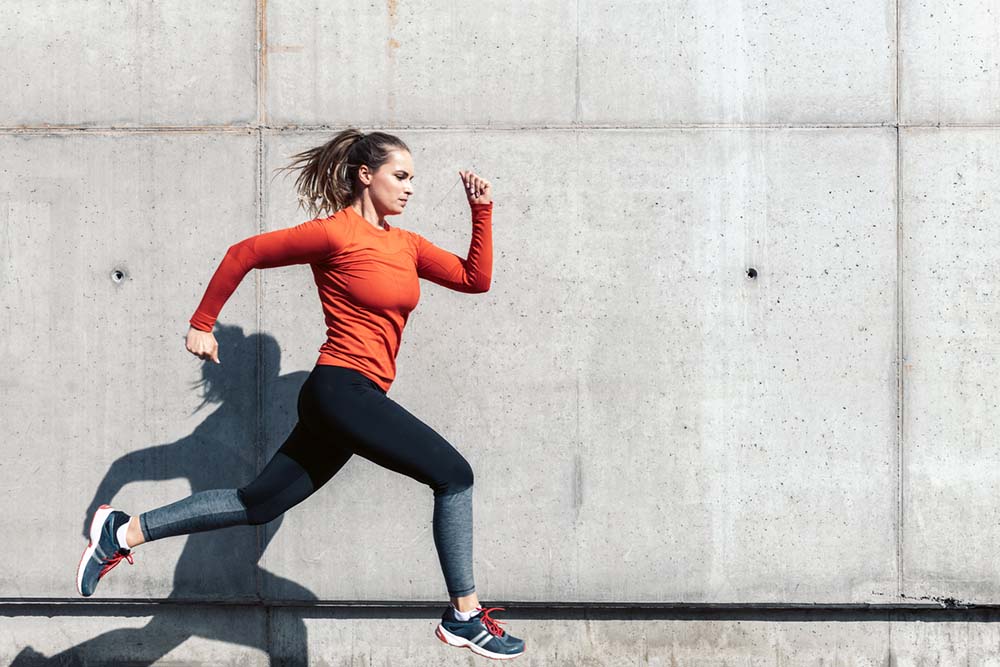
[476, 607, 507, 637]
[98, 549, 134, 580]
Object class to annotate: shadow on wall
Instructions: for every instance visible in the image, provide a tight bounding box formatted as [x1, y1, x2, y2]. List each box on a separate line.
[15, 324, 315, 666]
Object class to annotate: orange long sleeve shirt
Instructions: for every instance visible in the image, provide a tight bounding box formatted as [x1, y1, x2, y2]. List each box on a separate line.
[189, 202, 493, 392]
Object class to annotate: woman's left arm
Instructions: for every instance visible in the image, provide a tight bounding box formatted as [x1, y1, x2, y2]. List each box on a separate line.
[415, 201, 493, 293]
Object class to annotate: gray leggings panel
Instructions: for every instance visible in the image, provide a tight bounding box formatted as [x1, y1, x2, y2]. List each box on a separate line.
[140, 488, 248, 543]
[433, 486, 475, 597]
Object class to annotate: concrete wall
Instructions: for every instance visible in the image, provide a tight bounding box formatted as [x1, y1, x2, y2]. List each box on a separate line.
[1, 0, 999, 664]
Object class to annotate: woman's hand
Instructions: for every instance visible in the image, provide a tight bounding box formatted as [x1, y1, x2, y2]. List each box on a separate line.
[186, 326, 220, 364]
[459, 170, 492, 206]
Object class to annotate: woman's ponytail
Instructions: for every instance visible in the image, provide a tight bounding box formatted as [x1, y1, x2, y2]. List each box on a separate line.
[273, 128, 410, 219]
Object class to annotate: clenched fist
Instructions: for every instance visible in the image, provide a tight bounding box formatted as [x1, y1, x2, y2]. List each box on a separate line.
[459, 170, 492, 206]
[186, 326, 220, 364]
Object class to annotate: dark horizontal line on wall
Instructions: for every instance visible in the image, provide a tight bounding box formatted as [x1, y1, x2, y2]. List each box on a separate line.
[0, 123, 998, 135]
[0, 126, 260, 136]
[2, 599, 999, 622]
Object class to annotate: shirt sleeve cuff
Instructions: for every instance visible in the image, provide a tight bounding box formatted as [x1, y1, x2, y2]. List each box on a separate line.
[189, 313, 215, 332]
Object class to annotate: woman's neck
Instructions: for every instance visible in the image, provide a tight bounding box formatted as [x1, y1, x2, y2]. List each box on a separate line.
[350, 201, 387, 230]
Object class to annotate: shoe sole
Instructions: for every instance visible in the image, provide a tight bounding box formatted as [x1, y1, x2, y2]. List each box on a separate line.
[76, 504, 114, 597]
[435, 624, 525, 660]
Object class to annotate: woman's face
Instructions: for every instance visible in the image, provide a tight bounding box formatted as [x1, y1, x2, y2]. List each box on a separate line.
[361, 149, 415, 216]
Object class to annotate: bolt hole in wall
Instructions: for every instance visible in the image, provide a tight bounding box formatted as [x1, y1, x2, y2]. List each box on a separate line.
[746, 267, 758, 279]
[110, 269, 126, 283]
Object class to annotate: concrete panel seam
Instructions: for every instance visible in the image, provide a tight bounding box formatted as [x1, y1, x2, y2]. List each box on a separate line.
[0, 126, 258, 135]
[254, 126, 266, 608]
[4, 123, 1000, 134]
[894, 0, 904, 598]
[894, 0, 900, 122]
[895, 125, 905, 601]
[258, 0, 267, 126]
[3, 602, 998, 620]
[574, 0, 581, 124]
[2, 599, 991, 611]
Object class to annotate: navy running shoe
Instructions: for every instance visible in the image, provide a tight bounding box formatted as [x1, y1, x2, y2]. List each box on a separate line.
[76, 504, 134, 597]
[436, 606, 526, 660]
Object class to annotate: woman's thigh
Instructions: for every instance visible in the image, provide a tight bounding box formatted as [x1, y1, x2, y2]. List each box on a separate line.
[238, 421, 354, 524]
[299, 365, 473, 496]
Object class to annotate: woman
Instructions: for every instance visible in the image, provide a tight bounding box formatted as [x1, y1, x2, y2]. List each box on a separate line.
[75, 128, 526, 660]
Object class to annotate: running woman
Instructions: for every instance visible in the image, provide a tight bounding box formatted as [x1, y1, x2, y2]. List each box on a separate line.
[76, 128, 526, 660]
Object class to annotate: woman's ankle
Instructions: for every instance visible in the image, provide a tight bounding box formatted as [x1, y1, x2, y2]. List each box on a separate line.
[450, 593, 480, 613]
[124, 515, 145, 549]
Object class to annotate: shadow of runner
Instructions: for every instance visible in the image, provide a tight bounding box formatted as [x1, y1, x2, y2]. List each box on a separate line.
[18, 325, 320, 666]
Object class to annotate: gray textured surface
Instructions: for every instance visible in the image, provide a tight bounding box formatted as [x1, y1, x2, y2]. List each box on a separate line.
[900, 1, 1000, 124]
[0, 1, 256, 126]
[5, 606, 1000, 666]
[901, 128, 1000, 604]
[2, 0, 999, 663]
[0, 132, 260, 600]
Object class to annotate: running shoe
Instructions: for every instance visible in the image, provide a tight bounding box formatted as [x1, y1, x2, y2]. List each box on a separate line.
[435, 606, 526, 660]
[76, 504, 134, 597]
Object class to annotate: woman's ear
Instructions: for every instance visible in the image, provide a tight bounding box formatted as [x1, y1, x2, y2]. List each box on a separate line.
[357, 164, 371, 186]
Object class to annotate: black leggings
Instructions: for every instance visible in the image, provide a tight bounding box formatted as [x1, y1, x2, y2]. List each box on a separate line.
[139, 364, 477, 597]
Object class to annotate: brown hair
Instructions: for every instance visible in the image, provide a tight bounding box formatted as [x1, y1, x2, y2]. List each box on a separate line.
[272, 128, 411, 219]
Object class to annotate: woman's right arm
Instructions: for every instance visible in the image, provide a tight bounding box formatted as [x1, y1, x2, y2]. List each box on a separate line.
[186, 217, 339, 362]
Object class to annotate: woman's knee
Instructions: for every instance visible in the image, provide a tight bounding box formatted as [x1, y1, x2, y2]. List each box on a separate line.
[237, 486, 283, 526]
[236, 449, 320, 526]
[437, 456, 474, 496]
[235, 487, 261, 524]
